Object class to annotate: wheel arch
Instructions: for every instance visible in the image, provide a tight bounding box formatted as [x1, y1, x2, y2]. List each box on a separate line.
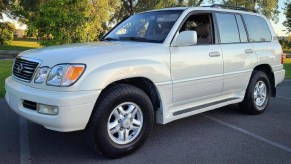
[86, 77, 163, 128]
[253, 64, 276, 97]
[100, 77, 162, 111]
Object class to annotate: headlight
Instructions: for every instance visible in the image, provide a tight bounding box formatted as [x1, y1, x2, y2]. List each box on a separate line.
[46, 65, 66, 86]
[34, 67, 49, 84]
[46, 64, 85, 86]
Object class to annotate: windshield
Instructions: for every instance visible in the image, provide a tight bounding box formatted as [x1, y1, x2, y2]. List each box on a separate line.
[103, 10, 183, 43]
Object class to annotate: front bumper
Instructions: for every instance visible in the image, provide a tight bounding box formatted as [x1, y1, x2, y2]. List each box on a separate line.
[5, 76, 100, 132]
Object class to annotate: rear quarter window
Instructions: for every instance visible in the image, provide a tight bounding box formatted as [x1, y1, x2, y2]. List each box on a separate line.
[242, 15, 272, 42]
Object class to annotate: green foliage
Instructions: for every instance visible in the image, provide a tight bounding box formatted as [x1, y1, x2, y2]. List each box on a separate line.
[279, 35, 291, 49]
[0, 0, 282, 47]
[0, 38, 41, 50]
[256, 0, 279, 23]
[284, 1, 291, 34]
[217, 0, 279, 22]
[33, 0, 88, 46]
[284, 58, 291, 79]
[0, 0, 17, 19]
[0, 0, 9, 18]
[0, 30, 13, 45]
[0, 22, 16, 46]
[31, 0, 119, 46]
[0, 60, 13, 98]
[112, 0, 204, 22]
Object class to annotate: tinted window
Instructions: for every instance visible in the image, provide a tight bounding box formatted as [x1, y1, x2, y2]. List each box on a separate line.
[216, 13, 240, 43]
[243, 15, 272, 42]
[104, 10, 183, 43]
[180, 14, 213, 44]
[235, 15, 248, 42]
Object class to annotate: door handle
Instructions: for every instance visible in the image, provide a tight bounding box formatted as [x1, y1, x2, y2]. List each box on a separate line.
[245, 49, 254, 54]
[209, 52, 220, 57]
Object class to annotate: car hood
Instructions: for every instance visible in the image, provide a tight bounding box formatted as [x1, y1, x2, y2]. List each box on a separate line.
[19, 41, 159, 67]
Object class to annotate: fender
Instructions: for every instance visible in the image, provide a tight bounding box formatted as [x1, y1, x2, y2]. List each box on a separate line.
[76, 59, 172, 90]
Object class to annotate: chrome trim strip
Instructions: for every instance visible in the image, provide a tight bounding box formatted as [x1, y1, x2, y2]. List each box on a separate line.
[223, 69, 252, 76]
[172, 73, 224, 84]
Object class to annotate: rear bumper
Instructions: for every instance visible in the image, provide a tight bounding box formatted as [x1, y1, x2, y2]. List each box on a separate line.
[274, 69, 285, 86]
[5, 76, 100, 132]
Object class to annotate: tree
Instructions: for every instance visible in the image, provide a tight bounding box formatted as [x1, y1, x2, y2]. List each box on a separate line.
[0, 0, 16, 19]
[31, 0, 119, 46]
[283, 1, 291, 34]
[10, 0, 43, 22]
[216, 0, 279, 22]
[112, 0, 205, 22]
[6, 0, 48, 38]
[0, 21, 16, 45]
[84, 0, 120, 41]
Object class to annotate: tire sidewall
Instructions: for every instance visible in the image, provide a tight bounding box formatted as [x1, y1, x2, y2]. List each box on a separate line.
[91, 85, 154, 157]
[248, 71, 271, 112]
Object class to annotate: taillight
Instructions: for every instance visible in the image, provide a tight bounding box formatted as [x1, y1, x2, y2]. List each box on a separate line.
[281, 52, 284, 64]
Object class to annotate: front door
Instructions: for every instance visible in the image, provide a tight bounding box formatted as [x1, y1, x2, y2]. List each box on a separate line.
[170, 13, 223, 104]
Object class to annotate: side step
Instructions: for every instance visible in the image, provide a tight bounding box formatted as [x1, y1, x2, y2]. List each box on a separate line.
[173, 98, 239, 116]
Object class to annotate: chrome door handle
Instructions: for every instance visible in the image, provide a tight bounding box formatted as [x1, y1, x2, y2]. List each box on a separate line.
[245, 49, 254, 54]
[209, 52, 220, 57]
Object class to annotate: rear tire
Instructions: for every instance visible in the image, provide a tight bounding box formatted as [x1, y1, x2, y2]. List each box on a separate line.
[240, 70, 271, 114]
[85, 84, 154, 158]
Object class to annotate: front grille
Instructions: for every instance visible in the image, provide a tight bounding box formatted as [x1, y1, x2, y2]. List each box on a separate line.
[13, 57, 40, 82]
[23, 100, 37, 110]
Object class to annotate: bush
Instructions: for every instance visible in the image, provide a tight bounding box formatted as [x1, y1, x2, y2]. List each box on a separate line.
[0, 29, 14, 45]
[0, 22, 16, 46]
[279, 35, 291, 49]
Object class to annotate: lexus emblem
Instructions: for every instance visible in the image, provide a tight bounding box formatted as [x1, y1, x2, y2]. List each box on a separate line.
[16, 63, 24, 73]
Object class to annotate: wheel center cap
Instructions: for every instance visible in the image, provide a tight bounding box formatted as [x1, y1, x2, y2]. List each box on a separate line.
[122, 119, 130, 129]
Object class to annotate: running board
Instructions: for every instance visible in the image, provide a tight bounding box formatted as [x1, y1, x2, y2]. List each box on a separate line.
[173, 98, 239, 116]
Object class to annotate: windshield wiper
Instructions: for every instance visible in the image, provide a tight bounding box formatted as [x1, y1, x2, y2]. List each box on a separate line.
[119, 37, 161, 43]
[101, 37, 119, 41]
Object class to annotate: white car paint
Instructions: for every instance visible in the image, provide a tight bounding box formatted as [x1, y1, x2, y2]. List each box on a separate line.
[5, 7, 285, 131]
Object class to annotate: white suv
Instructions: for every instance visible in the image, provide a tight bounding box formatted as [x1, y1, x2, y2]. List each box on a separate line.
[5, 6, 285, 158]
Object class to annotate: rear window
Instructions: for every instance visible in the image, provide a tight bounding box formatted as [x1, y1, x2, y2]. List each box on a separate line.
[216, 13, 240, 44]
[242, 15, 272, 42]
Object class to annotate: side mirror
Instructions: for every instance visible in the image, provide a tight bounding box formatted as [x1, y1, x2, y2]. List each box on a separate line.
[172, 31, 197, 46]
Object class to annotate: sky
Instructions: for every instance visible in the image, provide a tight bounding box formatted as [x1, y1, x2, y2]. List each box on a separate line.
[0, 0, 288, 36]
[270, 0, 287, 36]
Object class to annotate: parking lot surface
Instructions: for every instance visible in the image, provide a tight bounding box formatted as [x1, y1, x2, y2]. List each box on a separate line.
[0, 80, 291, 164]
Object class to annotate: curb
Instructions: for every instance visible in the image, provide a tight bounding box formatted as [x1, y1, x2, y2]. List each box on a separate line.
[0, 50, 23, 59]
[284, 53, 291, 58]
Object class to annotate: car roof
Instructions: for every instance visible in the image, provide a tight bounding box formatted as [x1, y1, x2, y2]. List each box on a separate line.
[142, 6, 262, 17]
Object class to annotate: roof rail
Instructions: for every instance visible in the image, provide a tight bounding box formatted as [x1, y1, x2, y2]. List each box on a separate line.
[203, 4, 258, 13]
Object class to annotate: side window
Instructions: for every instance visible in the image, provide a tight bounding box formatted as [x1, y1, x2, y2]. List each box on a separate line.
[179, 13, 213, 45]
[235, 15, 248, 42]
[242, 15, 272, 42]
[216, 13, 240, 43]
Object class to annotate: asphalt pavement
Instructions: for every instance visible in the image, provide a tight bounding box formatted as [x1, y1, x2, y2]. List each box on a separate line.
[0, 80, 291, 164]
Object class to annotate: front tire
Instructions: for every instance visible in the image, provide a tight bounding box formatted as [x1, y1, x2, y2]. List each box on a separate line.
[86, 84, 154, 158]
[240, 70, 271, 114]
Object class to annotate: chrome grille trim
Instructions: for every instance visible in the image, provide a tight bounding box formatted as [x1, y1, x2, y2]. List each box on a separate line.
[12, 57, 42, 82]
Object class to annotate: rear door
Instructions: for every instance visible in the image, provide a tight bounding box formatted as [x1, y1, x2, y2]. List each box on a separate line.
[242, 14, 281, 67]
[215, 13, 256, 94]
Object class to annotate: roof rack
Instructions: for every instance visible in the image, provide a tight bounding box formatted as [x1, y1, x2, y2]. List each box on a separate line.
[203, 4, 258, 13]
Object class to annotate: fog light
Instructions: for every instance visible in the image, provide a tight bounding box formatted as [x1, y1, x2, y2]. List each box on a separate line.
[37, 104, 59, 115]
